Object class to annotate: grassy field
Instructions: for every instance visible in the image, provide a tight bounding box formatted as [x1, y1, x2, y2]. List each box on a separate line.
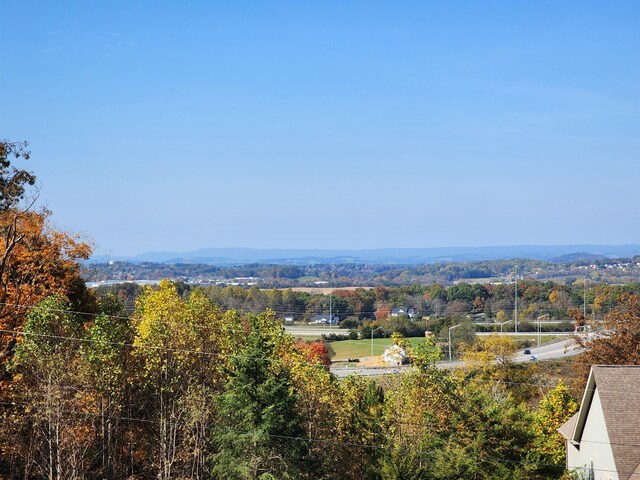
[328, 334, 560, 360]
[329, 337, 429, 360]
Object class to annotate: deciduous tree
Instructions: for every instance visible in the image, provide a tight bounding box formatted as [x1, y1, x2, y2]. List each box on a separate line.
[576, 293, 640, 386]
[0, 141, 92, 377]
[133, 281, 233, 479]
[0, 141, 36, 211]
[461, 334, 518, 368]
[532, 380, 578, 464]
[6, 296, 91, 480]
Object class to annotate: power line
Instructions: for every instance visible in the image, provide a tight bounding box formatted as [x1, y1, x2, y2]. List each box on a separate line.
[1, 301, 636, 389]
[0, 381, 631, 453]
[5, 324, 640, 401]
[0, 400, 624, 476]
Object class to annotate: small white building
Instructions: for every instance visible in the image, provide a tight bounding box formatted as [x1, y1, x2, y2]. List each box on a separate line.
[559, 365, 640, 480]
[309, 314, 339, 325]
[390, 307, 415, 318]
[383, 344, 407, 366]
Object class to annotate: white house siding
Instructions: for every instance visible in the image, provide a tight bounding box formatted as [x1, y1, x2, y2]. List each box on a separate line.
[568, 389, 618, 480]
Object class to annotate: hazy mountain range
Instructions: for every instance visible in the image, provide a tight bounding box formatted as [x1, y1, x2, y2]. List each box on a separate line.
[91, 245, 640, 266]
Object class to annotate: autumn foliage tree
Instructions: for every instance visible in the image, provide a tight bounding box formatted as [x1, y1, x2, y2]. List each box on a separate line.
[133, 281, 236, 479]
[532, 380, 578, 465]
[576, 293, 640, 386]
[0, 141, 94, 478]
[294, 338, 333, 367]
[0, 141, 35, 210]
[460, 334, 518, 368]
[375, 306, 391, 320]
[6, 296, 92, 479]
[0, 141, 93, 376]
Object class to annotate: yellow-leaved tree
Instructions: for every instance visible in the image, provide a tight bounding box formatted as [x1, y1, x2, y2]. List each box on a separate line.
[133, 280, 239, 480]
[532, 380, 579, 463]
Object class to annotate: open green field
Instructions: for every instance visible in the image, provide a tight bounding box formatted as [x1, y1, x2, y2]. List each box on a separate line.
[328, 334, 560, 360]
[329, 337, 428, 360]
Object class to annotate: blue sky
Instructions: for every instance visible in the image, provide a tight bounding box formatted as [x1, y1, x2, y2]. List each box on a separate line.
[1, 1, 639, 256]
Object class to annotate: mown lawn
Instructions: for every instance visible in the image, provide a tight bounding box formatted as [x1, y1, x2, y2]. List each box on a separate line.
[329, 336, 429, 360]
[328, 334, 560, 360]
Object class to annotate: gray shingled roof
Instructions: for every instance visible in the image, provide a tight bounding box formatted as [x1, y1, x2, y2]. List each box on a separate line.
[567, 366, 640, 480]
[594, 366, 640, 480]
[557, 412, 577, 441]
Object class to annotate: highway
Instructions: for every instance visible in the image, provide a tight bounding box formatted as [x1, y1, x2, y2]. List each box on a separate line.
[513, 338, 583, 362]
[284, 325, 586, 378]
[285, 326, 350, 337]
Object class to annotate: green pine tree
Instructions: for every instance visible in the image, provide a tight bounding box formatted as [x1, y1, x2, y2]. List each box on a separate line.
[210, 314, 309, 479]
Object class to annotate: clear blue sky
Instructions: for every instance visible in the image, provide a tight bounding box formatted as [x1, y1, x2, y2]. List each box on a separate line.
[2, 1, 639, 256]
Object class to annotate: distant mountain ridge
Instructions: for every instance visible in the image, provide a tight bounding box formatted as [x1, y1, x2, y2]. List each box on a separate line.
[90, 245, 640, 265]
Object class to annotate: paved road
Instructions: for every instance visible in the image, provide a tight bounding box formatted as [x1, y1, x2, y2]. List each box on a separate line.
[331, 365, 412, 378]
[476, 331, 573, 336]
[285, 326, 350, 337]
[514, 338, 583, 363]
[330, 338, 584, 378]
[286, 326, 574, 338]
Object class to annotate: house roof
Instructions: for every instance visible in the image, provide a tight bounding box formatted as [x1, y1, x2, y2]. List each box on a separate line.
[564, 365, 640, 480]
[310, 315, 338, 320]
[391, 307, 414, 314]
[557, 412, 577, 440]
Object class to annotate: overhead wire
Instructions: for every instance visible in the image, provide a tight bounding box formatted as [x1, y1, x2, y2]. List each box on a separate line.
[0, 300, 631, 391]
[1, 324, 637, 400]
[0, 300, 638, 475]
[0, 399, 625, 476]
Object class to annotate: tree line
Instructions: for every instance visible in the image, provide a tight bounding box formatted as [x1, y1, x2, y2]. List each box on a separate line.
[3, 280, 585, 479]
[97, 278, 640, 328]
[85, 255, 640, 287]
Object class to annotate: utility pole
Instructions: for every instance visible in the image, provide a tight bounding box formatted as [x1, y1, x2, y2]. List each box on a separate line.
[371, 327, 381, 357]
[583, 277, 587, 320]
[329, 272, 333, 331]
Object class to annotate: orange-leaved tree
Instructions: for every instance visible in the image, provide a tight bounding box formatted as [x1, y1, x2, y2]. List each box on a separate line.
[0, 140, 93, 377]
[575, 293, 640, 388]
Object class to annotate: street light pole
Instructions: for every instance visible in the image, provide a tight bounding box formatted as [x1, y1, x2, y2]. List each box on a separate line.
[499, 319, 513, 334]
[448, 324, 462, 363]
[371, 327, 382, 357]
[537, 317, 541, 347]
[329, 272, 333, 331]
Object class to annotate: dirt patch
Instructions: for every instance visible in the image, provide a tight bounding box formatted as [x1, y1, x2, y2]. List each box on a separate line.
[357, 355, 386, 368]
